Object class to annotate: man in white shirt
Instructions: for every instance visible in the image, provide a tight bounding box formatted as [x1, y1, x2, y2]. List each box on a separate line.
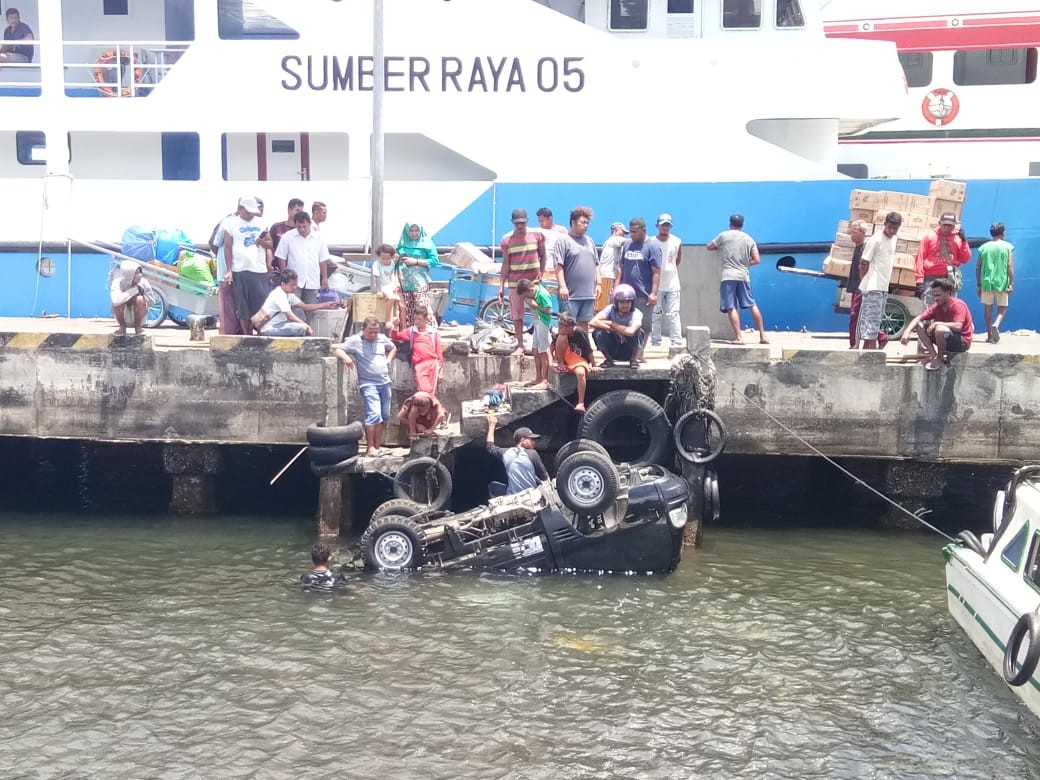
[857, 211, 901, 350]
[649, 213, 683, 349]
[273, 211, 332, 320]
[223, 195, 272, 334]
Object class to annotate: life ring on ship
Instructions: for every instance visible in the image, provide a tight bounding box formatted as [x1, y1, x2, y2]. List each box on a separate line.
[1003, 613, 1040, 687]
[94, 49, 144, 97]
[921, 88, 960, 127]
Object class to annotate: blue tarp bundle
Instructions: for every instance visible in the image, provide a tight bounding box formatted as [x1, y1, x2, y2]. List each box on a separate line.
[120, 226, 156, 262]
[120, 226, 192, 265]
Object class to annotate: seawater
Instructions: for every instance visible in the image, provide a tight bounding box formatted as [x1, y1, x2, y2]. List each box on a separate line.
[2, 514, 1038, 779]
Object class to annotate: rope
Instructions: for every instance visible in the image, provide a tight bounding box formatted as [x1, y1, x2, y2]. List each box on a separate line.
[685, 347, 955, 541]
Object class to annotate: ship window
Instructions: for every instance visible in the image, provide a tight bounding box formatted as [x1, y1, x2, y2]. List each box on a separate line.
[609, 0, 648, 31]
[218, 0, 299, 40]
[723, 0, 760, 29]
[1030, 162, 1040, 176]
[1025, 533, 1040, 587]
[899, 52, 933, 88]
[776, 0, 804, 28]
[104, 0, 129, 15]
[667, 0, 694, 12]
[1002, 524, 1030, 572]
[953, 48, 1038, 86]
[271, 140, 295, 154]
[16, 131, 46, 166]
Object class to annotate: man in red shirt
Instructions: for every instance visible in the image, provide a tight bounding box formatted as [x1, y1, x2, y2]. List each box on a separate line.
[900, 278, 973, 370]
[914, 212, 971, 308]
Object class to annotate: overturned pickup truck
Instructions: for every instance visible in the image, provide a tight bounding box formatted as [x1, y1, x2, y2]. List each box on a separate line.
[360, 443, 691, 574]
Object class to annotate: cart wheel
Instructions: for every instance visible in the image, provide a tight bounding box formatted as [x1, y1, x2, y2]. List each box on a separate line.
[479, 298, 514, 332]
[144, 288, 168, 328]
[881, 297, 909, 337]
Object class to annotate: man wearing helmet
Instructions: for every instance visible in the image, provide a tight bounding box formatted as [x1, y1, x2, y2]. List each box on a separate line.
[589, 284, 644, 367]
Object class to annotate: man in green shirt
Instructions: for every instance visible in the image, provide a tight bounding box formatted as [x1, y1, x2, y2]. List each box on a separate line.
[976, 222, 1014, 344]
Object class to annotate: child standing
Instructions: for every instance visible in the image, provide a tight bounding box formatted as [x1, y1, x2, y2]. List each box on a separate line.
[391, 305, 443, 395]
[553, 312, 599, 413]
[371, 243, 401, 330]
[517, 278, 552, 388]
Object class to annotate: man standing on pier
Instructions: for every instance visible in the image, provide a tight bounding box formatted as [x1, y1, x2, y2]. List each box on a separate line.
[857, 211, 901, 351]
[649, 213, 683, 350]
[335, 317, 397, 457]
[224, 196, 272, 335]
[706, 214, 767, 345]
[615, 217, 661, 364]
[555, 206, 601, 331]
[976, 222, 1014, 344]
[915, 211, 971, 308]
[498, 208, 546, 350]
[274, 211, 332, 318]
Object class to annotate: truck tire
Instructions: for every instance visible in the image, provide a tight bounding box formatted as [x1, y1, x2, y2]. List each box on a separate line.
[393, 457, 453, 511]
[553, 439, 611, 476]
[556, 450, 619, 516]
[361, 515, 428, 571]
[371, 498, 427, 521]
[577, 390, 671, 466]
[306, 421, 365, 446]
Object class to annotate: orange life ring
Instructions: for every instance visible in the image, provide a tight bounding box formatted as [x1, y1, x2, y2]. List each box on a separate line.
[921, 88, 960, 126]
[94, 49, 144, 97]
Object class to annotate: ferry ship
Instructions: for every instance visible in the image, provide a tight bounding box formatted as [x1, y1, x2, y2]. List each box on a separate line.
[0, 0, 1035, 331]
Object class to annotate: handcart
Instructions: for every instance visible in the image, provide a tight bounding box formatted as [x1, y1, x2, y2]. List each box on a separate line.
[73, 238, 220, 328]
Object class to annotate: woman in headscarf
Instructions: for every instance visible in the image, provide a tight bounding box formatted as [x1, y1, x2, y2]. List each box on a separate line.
[109, 260, 155, 335]
[395, 222, 440, 327]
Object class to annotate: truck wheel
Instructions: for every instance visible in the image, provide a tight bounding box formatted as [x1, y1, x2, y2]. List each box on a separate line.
[577, 390, 671, 466]
[361, 515, 427, 571]
[553, 439, 611, 476]
[371, 498, 427, 521]
[556, 451, 619, 516]
[306, 421, 365, 446]
[393, 457, 453, 511]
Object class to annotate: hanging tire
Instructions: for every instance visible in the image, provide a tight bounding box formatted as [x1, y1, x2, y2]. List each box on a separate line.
[371, 497, 427, 521]
[1003, 613, 1040, 687]
[393, 456, 453, 511]
[143, 287, 168, 328]
[956, 530, 986, 557]
[674, 408, 728, 465]
[556, 450, 619, 516]
[308, 442, 360, 466]
[306, 421, 365, 447]
[361, 515, 428, 571]
[703, 469, 720, 523]
[577, 390, 671, 466]
[553, 439, 611, 476]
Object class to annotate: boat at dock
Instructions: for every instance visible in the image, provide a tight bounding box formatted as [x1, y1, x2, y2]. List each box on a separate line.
[946, 464, 1040, 720]
[1, 1, 1038, 332]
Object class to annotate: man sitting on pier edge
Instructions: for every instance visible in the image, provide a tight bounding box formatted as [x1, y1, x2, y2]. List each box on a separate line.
[900, 278, 974, 370]
[486, 412, 549, 497]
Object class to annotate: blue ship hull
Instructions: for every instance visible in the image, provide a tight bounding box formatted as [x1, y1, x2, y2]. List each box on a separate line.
[4, 178, 1037, 332]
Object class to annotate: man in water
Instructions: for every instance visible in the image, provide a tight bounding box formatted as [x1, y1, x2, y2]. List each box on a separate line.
[486, 413, 549, 497]
[300, 543, 347, 589]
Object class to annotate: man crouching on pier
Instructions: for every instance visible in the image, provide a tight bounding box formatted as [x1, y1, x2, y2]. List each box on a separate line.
[110, 260, 155, 335]
[900, 278, 974, 370]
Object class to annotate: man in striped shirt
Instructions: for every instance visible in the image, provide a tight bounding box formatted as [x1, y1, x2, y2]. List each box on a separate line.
[498, 208, 547, 352]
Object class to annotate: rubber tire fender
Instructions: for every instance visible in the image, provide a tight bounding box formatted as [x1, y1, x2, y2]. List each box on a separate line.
[556, 450, 620, 517]
[674, 408, 728, 465]
[307, 443, 360, 466]
[361, 515, 428, 571]
[955, 530, 986, 557]
[577, 390, 671, 467]
[1003, 612, 1040, 687]
[309, 456, 359, 478]
[553, 438, 611, 476]
[306, 421, 365, 446]
[371, 497, 427, 522]
[393, 456, 453, 511]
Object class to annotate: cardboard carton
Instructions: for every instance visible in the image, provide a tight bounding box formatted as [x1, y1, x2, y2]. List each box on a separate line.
[849, 189, 881, 210]
[829, 243, 855, 261]
[877, 191, 909, 211]
[906, 194, 935, 215]
[891, 268, 917, 288]
[837, 220, 873, 236]
[833, 231, 854, 247]
[446, 242, 493, 270]
[895, 238, 921, 256]
[823, 257, 851, 277]
[893, 252, 916, 270]
[928, 179, 967, 202]
[350, 292, 394, 323]
[931, 198, 964, 220]
[850, 208, 876, 222]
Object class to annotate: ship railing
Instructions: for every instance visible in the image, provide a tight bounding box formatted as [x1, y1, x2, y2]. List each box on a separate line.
[0, 40, 40, 91]
[61, 40, 192, 97]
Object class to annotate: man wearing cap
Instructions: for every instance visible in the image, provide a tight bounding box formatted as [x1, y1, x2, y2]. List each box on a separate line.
[499, 208, 547, 351]
[649, 214, 683, 349]
[615, 217, 662, 364]
[597, 222, 628, 312]
[223, 196, 273, 334]
[915, 212, 971, 308]
[486, 412, 549, 497]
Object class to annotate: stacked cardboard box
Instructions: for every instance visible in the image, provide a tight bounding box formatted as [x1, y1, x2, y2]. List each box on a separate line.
[825, 181, 967, 288]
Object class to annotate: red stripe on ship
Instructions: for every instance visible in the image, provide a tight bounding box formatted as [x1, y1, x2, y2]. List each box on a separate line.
[825, 15, 1040, 51]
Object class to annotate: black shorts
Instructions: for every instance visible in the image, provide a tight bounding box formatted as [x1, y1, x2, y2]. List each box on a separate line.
[944, 330, 967, 353]
[232, 271, 271, 321]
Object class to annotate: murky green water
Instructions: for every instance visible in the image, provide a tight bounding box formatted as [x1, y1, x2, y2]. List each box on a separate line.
[2, 514, 1038, 779]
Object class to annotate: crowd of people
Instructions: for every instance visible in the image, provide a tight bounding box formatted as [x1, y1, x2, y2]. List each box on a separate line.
[843, 213, 1014, 370]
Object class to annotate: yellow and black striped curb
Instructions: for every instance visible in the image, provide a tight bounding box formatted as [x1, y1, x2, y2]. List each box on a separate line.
[0, 332, 152, 350]
[209, 335, 332, 359]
